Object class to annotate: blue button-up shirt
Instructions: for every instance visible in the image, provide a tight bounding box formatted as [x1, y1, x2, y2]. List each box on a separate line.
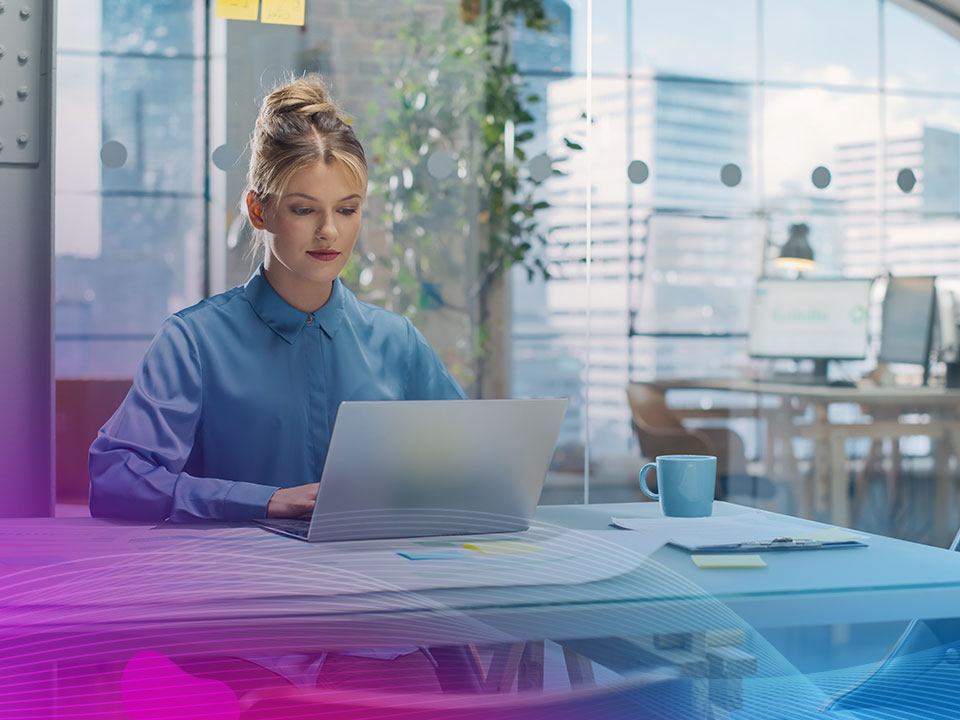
[89, 266, 466, 522]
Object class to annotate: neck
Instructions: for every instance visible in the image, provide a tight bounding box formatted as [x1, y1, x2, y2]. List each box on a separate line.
[262, 261, 334, 313]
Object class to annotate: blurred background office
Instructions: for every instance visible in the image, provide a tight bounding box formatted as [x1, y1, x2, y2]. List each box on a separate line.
[48, 0, 960, 546]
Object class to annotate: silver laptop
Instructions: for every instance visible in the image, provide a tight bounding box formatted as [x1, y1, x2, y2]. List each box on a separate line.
[253, 398, 567, 542]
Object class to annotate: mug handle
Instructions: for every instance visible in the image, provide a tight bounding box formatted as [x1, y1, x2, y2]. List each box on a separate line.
[638, 462, 658, 500]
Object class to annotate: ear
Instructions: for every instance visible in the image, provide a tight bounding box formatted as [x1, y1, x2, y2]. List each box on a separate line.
[246, 191, 269, 231]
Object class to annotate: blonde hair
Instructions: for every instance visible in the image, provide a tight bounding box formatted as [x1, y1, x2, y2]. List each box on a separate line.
[244, 74, 367, 256]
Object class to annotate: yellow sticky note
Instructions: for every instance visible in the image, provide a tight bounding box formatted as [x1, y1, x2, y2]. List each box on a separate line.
[463, 541, 542, 555]
[260, 0, 305, 25]
[692, 554, 767, 569]
[790, 528, 862, 543]
[215, 0, 259, 21]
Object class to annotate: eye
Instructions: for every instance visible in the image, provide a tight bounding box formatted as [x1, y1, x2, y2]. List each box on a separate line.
[292, 207, 313, 216]
[338, 208, 359, 216]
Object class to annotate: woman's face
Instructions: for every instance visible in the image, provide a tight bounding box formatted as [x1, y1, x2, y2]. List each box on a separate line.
[248, 160, 363, 309]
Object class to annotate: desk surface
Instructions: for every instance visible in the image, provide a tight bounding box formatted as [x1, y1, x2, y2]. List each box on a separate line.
[651, 377, 960, 405]
[2, 503, 960, 655]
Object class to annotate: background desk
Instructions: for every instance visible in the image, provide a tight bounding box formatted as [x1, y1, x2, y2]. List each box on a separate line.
[652, 378, 960, 544]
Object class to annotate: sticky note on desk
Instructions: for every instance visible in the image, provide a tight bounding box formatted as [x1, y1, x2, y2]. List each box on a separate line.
[463, 541, 542, 555]
[260, 0, 305, 25]
[692, 554, 767, 569]
[215, 0, 259, 20]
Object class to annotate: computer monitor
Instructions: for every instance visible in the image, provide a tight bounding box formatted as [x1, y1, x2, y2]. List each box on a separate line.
[878, 276, 936, 384]
[937, 287, 960, 387]
[937, 288, 959, 363]
[748, 278, 873, 380]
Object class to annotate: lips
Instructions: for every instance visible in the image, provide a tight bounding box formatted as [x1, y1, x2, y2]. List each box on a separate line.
[307, 250, 340, 261]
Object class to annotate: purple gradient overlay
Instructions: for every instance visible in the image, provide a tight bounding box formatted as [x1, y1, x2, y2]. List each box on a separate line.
[0, 519, 699, 718]
[3, 515, 960, 718]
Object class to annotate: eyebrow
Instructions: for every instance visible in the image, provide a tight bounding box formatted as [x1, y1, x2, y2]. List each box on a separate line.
[287, 193, 362, 202]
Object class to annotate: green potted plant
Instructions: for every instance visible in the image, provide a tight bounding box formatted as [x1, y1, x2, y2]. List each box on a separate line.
[348, 0, 575, 397]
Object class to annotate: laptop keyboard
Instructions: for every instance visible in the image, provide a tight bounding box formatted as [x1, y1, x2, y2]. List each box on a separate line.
[259, 518, 310, 537]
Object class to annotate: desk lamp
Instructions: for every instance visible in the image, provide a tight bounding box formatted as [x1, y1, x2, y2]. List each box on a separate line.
[774, 223, 816, 272]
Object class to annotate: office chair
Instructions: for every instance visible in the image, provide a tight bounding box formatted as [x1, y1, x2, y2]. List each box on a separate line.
[57, 378, 133, 504]
[239, 666, 692, 720]
[120, 648, 488, 720]
[625, 382, 775, 501]
[118, 648, 692, 720]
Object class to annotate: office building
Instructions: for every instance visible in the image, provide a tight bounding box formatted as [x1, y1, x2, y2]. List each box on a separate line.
[834, 124, 960, 276]
[512, 72, 753, 454]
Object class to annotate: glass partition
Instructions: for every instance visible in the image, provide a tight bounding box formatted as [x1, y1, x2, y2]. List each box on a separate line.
[53, 0, 960, 541]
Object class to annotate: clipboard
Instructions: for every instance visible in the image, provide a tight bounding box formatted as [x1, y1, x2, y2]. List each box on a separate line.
[610, 514, 869, 553]
[673, 536, 868, 553]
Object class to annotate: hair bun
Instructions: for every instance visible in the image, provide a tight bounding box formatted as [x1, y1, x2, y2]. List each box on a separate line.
[274, 97, 338, 117]
[265, 76, 344, 122]
[299, 101, 336, 115]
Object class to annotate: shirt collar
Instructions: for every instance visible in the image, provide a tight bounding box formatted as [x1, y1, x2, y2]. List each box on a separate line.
[244, 265, 345, 343]
[313, 276, 346, 338]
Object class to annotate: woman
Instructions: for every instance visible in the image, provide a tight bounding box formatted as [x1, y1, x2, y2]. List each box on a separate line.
[89, 74, 466, 523]
[88, 74, 481, 697]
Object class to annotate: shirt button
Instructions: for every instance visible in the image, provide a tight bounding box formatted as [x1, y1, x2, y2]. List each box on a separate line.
[306, 316, 313, 324]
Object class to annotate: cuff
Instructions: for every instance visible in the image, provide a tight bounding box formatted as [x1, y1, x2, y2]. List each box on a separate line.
[222, 482, 281, 521]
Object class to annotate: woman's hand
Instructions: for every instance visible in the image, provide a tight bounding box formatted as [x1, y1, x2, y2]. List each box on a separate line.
[266, 483, 320, 518]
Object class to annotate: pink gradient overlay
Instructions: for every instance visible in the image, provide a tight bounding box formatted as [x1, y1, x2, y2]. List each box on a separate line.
[121, 651, 239, 720]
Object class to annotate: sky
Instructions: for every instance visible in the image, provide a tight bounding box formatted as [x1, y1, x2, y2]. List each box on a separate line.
[557, 0, 960, 197]
[564, 0, 960, 93]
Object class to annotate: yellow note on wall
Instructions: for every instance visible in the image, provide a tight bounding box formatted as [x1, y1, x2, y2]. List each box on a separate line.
[215, 0, 259, 21]
[261, 0, 306, 25]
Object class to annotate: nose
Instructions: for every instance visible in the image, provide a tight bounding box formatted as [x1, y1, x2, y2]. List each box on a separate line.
[315, 213, 338, 241]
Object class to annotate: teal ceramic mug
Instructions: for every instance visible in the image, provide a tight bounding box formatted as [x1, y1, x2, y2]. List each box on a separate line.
[638, 454, 717, 517]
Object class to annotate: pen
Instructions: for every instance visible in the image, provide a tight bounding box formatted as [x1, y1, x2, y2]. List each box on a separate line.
[734, 538, 823, 550]
[695, 538, 824, 551]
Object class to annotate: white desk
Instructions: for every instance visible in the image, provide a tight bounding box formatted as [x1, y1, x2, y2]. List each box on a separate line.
[3, 504, 960, 716]
[2, 504, 960, 642]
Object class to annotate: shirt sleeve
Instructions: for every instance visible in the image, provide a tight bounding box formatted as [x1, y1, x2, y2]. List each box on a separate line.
[88, 315, 279, 522]
[403, 318, 468, 400]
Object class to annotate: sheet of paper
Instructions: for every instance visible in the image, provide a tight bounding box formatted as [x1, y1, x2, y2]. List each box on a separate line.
[260, 0, 305, 25]
[215, 0, 259, 20]
[789, 528, 863, 542]
[0, 523, 188, 571]
[414, 537, 531, 547]
[692, 554, 767, 569]
[463, 541, 542, 555]
[0, 526, 658, 608]
[611, 512, 843, 549]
